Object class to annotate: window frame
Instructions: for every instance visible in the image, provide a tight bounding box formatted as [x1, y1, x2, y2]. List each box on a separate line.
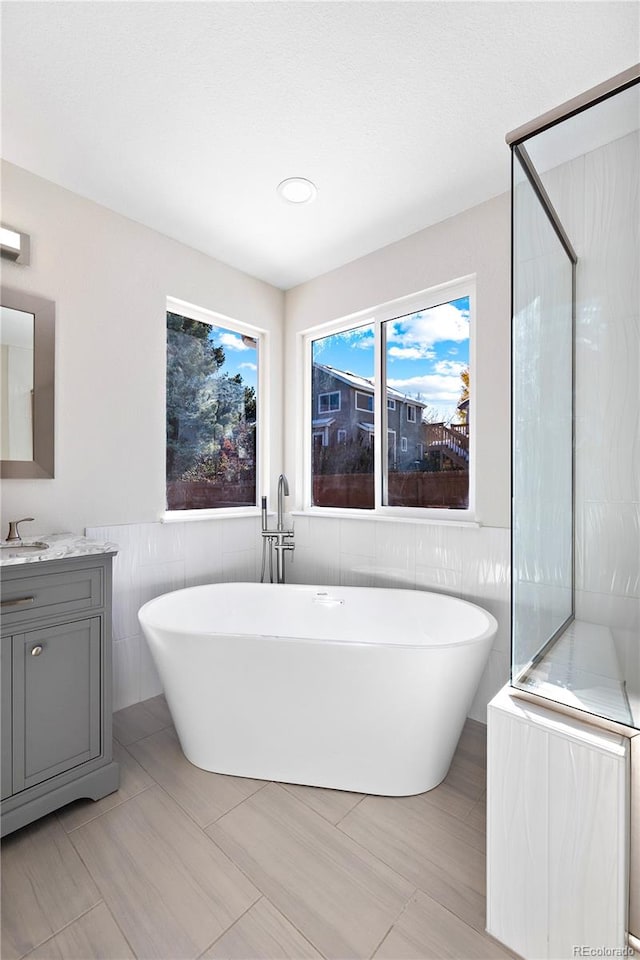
[163, 295, 268, 521]
[355, 391, 374, 413]
[318, 390, 341, 414]
[300, 276, 476, 521]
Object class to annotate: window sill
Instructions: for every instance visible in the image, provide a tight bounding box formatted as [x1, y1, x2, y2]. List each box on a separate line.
[291, 509, 480, 528]
[161, 507, 263, 523]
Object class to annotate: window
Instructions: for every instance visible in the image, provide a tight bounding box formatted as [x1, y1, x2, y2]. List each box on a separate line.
[166, 302, 261, 512]
[355, 391, 374, 412]
[337, 429, 347, 443]
[318, 391, 340, 413]
[387, 430, 397, 469]
[306, 281, 472, 513]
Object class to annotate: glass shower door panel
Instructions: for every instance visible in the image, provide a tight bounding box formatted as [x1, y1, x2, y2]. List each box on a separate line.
[512, 154, 574, 677]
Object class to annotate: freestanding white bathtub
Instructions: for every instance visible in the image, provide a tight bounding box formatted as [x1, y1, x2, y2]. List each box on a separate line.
[138, 582, 497, 796]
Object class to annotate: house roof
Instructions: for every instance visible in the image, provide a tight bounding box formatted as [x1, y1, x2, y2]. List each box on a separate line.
[312, 417, 336, 428]
[314, 363, 428, 408]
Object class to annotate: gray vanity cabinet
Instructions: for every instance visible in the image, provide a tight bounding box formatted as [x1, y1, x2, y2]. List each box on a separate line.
[12, 618, 101, 792]
[1, 637, 12, 801]
[1, 554, 119, 836]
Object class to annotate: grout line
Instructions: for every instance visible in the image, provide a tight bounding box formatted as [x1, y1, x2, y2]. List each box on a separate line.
[367, 886, 418, 959]
[333, 792, 367, 827]
[10, 900, 107, 960]
[280, 781, 366, 828]
[99, 900, 140, 960]
[335, 792, 488, 904]
[59, 782, 155, 834]
[202, 781, 271, 830]
[410, 887, 513, 957]
[260, 892, 330, 959]
[194, 896, 263, 960]
[201, 791, 345, 959]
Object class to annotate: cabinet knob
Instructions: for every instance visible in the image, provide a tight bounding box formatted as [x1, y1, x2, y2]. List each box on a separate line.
[31, 645, 43, 657]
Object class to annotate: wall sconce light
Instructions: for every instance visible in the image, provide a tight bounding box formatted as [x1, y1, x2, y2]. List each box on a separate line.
[1, 225, 30, 265]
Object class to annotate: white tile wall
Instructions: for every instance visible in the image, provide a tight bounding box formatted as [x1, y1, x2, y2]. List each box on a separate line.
[90, 515, 510, 720]
[87, 517, 262, 711]
[543, 131, 640, 623]
[488, 687, 630, 958]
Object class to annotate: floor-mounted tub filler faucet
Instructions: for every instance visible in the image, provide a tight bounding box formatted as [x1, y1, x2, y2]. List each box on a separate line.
[261, 474, 295, 584]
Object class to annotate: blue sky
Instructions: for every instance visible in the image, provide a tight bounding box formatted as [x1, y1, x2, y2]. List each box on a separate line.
[207, 325, 258, 390]
[312, 295, 470, 422]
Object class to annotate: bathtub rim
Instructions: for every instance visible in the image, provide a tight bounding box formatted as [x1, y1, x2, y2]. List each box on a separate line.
[138, 581, 499, 651]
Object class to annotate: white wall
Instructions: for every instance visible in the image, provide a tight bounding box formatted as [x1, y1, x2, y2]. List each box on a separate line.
[0, 160, 285, 535]
[283, 193, 512, 720]
[285, 191, 511, 527]
[3, 161, 513, 719]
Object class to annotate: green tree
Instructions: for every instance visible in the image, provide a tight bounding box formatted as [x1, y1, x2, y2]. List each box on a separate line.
[244, 385, 256, 422]
[455, 368, 470, 424]
[166, 313, 256, 485]
[166, 312, 226, 479]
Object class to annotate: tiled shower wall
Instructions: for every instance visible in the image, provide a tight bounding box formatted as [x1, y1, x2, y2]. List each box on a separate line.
[543, 130, 640, 697]
[88, 518, 510, 721]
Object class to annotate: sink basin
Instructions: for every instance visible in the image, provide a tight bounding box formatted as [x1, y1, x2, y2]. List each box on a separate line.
[1, 541, 50, 553]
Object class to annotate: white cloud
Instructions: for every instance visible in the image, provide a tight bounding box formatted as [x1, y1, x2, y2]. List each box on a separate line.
[387, 302, 469, 350]
[239, 361, 257, 371]
[387, 373, 464, 405]
[219, 332, 249, 351]
[433, 359, 468, 377]
[388, 345, 435, 361]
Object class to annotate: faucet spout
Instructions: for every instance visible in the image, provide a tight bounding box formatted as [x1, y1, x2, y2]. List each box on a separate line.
[277, 474, 289, 531]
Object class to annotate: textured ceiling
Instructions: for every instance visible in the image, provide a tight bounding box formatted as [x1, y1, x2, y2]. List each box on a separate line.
[1, 2, 638, 289]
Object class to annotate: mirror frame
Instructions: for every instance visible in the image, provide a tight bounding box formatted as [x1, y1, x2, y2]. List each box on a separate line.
[1, 286, 55, 478]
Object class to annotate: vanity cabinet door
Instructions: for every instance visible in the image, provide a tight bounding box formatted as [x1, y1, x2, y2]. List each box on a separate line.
[12, 618, 101, 793]
[1, 636, 12, 799]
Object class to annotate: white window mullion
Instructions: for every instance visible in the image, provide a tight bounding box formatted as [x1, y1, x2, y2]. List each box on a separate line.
[374, 317, 384, 510]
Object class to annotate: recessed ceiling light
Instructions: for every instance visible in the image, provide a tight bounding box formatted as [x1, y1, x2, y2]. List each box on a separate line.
[276, 177, 318, 204]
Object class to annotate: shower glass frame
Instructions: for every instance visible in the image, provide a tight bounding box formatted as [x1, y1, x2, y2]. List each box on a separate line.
[508, 64, 640, 727]
[510, 143, 577, 684]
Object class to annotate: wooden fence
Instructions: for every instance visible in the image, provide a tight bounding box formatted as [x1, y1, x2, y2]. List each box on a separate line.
[168, 473, 468, 511]
[313, 472, 469, 509]
[167, 480, 256, 510]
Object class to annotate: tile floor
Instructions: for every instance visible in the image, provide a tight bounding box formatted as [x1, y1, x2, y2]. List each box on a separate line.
[2, 697, 517, 960]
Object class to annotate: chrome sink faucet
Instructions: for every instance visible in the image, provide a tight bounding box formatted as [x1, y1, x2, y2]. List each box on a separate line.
[6, 517, 34, 542]
[261, 474, 294, 584]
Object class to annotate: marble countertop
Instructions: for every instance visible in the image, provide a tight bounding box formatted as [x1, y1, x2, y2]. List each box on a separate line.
[0, 532, 118, 566]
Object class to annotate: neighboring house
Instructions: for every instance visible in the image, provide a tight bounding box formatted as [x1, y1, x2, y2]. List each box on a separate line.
[312, 363, 428, 470]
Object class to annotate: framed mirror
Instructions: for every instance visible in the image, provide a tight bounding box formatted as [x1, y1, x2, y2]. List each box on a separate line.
[0, 287, 55, 478]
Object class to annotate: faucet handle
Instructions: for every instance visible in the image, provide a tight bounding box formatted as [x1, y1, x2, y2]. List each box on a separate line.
[6, 517, 34, 542]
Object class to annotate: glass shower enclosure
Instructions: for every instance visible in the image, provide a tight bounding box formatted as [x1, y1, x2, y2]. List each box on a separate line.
[509, 65, 640, 731]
